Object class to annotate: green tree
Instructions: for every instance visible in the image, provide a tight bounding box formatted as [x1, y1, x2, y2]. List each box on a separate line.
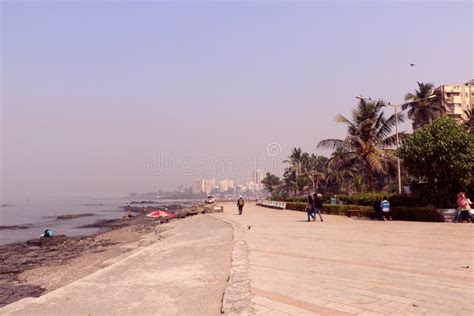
[318, 99, 403, 192]
[303, 154, 328, 193]
[398, 117, 474, 207]
[402, 82, 443, 130]
[261, 172, 281, 194]
[283, 147, 310, 194]
[326, 147, 359, 194]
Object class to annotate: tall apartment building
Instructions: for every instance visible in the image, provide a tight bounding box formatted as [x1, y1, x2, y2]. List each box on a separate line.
[192, 180, 204, 194]
[202, 179, 216, 194]
[437, 80, 473, 121]
[195, 178, 233, 194]
[219, 180, 234, 192]
[255, 169, 264, 185]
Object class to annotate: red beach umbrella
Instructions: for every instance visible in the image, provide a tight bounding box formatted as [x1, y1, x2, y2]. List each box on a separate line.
[146, 210, 172, 218]
[162, 211, 174, 219]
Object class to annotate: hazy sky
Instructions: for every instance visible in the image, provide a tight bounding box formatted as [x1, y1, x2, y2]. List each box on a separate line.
[1, 1, 472, 198]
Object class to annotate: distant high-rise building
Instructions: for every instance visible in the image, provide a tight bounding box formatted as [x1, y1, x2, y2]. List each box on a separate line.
[202, 179, 213, 194]
[436, 80, 473, 123]
[255, 169, 264, 190]
[245, 179, 258, 192]
[219, 180, 234, 192]
[236, 184, 246, 193]
[209, 178, 216, 189]
[195, 178, 228, 194]
[192, 180, 204, 194]
[219, 180, 228, 192]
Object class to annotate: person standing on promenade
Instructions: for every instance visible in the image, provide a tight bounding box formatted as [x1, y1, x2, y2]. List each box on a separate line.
[456, 192, 472, 223]
[306, 192, 316, 222]
[237, 196, 245, 215]
[381, 196, 392, 221]
[454, 192, 463, 223]
[373, 198, 383, 220]
[313, 193, 324, 222]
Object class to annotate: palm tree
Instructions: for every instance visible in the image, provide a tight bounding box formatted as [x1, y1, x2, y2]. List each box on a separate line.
[283, 148, 309, 194]
[326, 147, 359, 194]
[283, 148, 305, 177]
[402, 82, 444, 130]
[303, 154, 328, 193]
[317, 99, 403, 192]
[261, 172, 281, 193]
[281, 169, 298, 195]
[464, 109, 473, 133]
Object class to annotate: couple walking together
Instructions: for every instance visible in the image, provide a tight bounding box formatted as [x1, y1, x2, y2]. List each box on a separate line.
[306, 193, 324, 222]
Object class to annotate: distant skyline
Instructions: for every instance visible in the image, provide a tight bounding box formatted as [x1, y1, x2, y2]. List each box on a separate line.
[1, 1, 472, 199]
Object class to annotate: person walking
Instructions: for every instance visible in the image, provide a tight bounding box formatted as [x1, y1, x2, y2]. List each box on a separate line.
[373, 198, 383, 220]
[456, 192, 472, 223]
[454, 192, 463, 223]
[237, 196, 245, 215]
[313, 193, 324, 222]
[306, 193, 316, 222]
[380, 196, 392, 221]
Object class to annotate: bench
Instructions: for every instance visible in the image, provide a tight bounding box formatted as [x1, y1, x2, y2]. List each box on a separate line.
[256, 200, 286, 210]
[346, 209, 362, 218]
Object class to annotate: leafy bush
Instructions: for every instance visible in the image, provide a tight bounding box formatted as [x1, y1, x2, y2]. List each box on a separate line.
[285, 202, 307, 212]
[285, 202, 372, 215]
[391, 207, 441, 222]
[389, 194, 420, 207]
[338, 193, 420, 207]
[337, 193, 384, 206]
[285, 196, 308, 203]
[322, 204, 373, 216]
[285, 202, 441, 222]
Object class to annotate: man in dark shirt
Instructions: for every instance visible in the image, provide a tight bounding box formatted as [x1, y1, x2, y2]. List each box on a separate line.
[373, 198, 383, 220]
[237, 196, 245, 215]
[306, 193, 316, 222]
[313, 193, 324, 222]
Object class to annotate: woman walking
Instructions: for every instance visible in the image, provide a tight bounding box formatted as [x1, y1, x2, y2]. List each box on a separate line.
[455, 192, 472, 223]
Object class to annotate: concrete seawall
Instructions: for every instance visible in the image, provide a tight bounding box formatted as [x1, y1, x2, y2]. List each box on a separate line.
[1, 215, 233, 316]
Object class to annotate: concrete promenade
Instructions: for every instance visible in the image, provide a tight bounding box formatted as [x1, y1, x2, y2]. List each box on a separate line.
[214, 202, 474, 315]
[1, 215, 233, 316]
[1, 202, 473, 315]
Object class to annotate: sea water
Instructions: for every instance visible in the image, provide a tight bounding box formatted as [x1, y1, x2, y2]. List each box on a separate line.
[0, 197, 197, 245]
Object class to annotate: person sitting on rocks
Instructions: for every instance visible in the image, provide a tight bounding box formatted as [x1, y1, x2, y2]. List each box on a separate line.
[41, 229, 53, 238]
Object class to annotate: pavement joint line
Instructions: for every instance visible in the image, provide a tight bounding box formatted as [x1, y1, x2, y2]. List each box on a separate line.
[249, 262, 470, 292]
[252, 287, 352, 315]
[250, 248, 473, 283]
[246, 233, 473, 253]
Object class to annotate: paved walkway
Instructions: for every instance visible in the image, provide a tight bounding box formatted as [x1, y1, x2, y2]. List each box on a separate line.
[1, 215, 233, 316]
[2, 203, 473, 315]
[214, 202, 474, 315]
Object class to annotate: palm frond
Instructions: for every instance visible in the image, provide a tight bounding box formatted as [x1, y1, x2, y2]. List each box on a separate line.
[317, 138, 345, 150]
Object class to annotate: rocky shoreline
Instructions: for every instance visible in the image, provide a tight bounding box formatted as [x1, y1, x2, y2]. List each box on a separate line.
[0, 202, 222, 307]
